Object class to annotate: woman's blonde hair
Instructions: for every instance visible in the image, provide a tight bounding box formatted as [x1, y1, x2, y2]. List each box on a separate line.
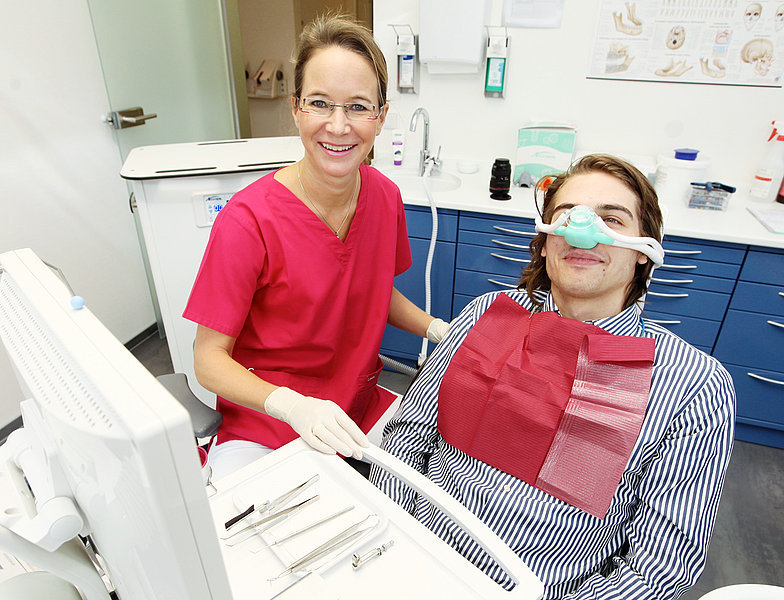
[293, 13, 388, 108]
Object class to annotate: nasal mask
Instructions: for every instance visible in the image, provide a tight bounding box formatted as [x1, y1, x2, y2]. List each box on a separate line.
[535, 205, 664, 268]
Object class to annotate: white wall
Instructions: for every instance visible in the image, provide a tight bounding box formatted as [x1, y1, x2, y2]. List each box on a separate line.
[374, 0, 784, 192]
[0, 0, 155, 427]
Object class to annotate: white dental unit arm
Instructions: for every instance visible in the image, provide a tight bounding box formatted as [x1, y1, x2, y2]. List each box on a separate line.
[362, 444, 543, 598]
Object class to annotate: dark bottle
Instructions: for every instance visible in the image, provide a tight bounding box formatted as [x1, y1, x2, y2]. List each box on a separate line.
[490, 158, 512, 200]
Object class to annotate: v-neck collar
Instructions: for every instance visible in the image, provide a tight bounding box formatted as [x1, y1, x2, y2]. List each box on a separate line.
[272, 166, 366, 254]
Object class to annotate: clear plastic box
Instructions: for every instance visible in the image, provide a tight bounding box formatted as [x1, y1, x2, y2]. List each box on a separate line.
[688, 182, 734, 211]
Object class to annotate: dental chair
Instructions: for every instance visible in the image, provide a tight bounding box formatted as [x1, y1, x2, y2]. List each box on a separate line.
[698, 584, 784, 599]
[155, 373, 222, 440]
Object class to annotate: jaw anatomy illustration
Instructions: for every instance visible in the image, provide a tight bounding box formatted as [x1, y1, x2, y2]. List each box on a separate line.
[655, 58, 693, 77]
[613, 2, 643, 35]
[700, 57, 726, 78]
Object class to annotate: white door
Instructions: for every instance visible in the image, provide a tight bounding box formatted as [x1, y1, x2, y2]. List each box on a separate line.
[0, 0, 242, 431]
[85, 0, 245, 160]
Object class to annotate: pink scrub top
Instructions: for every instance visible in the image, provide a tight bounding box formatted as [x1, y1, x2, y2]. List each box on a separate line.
[183, 165, 412, 449]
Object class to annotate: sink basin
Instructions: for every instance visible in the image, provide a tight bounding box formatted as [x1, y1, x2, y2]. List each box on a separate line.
[381, 168, 461, 193]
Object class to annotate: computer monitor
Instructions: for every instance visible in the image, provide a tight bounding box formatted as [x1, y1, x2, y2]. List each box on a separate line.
[0, 248, 232, 599]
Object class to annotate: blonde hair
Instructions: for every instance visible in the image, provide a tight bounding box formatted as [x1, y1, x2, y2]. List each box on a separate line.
[293, 13, 388, 107]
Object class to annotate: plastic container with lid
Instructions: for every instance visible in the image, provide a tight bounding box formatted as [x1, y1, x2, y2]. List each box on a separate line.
[654, 148, 710, 203]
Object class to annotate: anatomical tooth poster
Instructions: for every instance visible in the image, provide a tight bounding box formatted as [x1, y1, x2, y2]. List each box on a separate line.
[587, 1, 784, 86]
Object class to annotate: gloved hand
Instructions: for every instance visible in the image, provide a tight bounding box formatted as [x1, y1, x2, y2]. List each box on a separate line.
[264, 387, 369, 459]
[426, 317, 451, 343]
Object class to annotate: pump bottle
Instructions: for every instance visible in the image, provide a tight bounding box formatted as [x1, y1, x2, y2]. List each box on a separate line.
[750, 121, 784, 202]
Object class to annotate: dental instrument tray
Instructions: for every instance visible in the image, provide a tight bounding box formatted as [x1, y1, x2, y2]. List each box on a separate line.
[688, 181, 736, 211]
[208, 439, 544, 599]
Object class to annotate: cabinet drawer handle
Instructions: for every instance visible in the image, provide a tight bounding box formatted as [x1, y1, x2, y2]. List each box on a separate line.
[779, 291, 784, 298]
[490, 252, 530, 264]
[492, 225, 535, 237]
[647, 291, 689, 298]
[747, 372, 784, 386]
[487, 278, 518, 289]
[663, 249, 702, 256]
[651, 277, 694, 284]
[768, 320, 784, 330]
[661, 264, 697, 270]
[491, 238, 529, 250]
[648, 319, 682, 325]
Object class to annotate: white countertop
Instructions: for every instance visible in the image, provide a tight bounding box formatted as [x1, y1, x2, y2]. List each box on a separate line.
[376, 157, 784, 251]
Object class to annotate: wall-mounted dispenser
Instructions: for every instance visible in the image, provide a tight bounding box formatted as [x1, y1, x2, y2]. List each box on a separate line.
[253, 60, 285, 98]
[391, 24, 418, 94]
[484, 27, 509, 98]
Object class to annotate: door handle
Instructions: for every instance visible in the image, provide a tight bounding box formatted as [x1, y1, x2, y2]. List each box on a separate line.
[104, 107, 158, 129]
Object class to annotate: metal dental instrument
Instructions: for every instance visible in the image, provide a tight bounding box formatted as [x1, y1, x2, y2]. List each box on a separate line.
[251, 505, 355, 554]
[351, 539, 394, 570]
[225, 474, 320, 530]
[222, 495, 320, 544]
[269, 514, 379, 581]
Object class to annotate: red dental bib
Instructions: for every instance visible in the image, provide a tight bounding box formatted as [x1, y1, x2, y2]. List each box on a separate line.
[437, 294, 654, 519]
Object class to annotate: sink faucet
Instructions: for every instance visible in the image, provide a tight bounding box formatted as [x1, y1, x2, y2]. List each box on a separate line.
[409, 107, 430, 176]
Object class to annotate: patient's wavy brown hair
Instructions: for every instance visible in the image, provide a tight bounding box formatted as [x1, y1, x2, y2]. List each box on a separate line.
[519, 154, 663, 311]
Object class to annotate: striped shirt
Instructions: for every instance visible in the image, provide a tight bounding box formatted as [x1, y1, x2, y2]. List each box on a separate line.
[370, 289, 735, 599]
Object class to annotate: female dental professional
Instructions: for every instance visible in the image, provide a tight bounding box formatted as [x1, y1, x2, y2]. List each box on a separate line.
[183, 13, 449, 480]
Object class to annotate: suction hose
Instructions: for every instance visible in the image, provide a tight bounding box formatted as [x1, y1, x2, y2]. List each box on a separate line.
[419, 163, 439, 367]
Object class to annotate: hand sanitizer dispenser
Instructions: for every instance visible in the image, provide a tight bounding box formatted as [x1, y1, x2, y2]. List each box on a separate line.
[392, 25, 418, 94]
[484, 28, 509, 98]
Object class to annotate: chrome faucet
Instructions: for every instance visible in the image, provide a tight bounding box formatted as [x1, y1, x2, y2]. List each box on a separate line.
[409, 107, 430, 176]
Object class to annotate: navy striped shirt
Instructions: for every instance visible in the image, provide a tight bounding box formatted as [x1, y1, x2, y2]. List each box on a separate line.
[370, 290, 735, 599]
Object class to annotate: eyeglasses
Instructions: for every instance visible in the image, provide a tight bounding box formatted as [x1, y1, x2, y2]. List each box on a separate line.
[298, 97, 381, 121]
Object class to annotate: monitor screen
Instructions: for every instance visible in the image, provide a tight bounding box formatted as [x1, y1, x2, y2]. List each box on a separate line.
[0, 248, 232, 599]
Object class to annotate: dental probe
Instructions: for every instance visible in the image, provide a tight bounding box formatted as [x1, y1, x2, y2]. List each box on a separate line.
[251, 505, 355, 553]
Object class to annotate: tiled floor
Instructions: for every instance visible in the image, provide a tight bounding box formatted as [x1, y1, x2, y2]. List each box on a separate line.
[130, 332, 784, 597]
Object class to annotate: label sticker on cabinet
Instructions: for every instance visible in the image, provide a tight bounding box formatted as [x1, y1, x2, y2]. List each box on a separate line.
[193, 192, 234, 227]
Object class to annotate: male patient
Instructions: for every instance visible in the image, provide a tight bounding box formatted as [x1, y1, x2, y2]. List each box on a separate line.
[370, 154, 735, 599]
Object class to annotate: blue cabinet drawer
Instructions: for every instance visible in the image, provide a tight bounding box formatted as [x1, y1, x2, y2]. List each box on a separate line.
[380, 237, 455, 362]
[714, 309, 784, 371]
[404, 206, 458, 241]
[645, 310, 723, 349]
[644, 284, 730, 320]
[725, 363, 784, 428]
[649, 271, 735, 294]
[663, 236, 746, 264]
[459, 213, 536, 236]
[459, 230, 533, 252]
[657, 255, 741, 279]
[740, 248, 784, 286]
[453, 293, 475, 317]
[454, 269, 518, 297]
[730, 281, 784, 316]
[456, 243, 530, 277]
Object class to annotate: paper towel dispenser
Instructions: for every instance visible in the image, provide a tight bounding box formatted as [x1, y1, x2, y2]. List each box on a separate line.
[252, 60, 286, 98]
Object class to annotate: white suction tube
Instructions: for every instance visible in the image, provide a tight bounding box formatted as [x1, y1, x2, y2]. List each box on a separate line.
[363, 444, 544, 598]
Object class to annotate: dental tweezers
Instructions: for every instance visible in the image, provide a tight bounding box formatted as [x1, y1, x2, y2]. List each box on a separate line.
[269, 514, 378, 581]
[222, 495, 319, 545]
[225, 473, 320, 529]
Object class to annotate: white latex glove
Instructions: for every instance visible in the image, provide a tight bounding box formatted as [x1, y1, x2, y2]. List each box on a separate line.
[264, 387, 369, 459]
[426, 317, 451, 343]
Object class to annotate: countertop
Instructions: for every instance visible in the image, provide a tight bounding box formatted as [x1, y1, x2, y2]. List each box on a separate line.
[375, 157, 784, 251]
